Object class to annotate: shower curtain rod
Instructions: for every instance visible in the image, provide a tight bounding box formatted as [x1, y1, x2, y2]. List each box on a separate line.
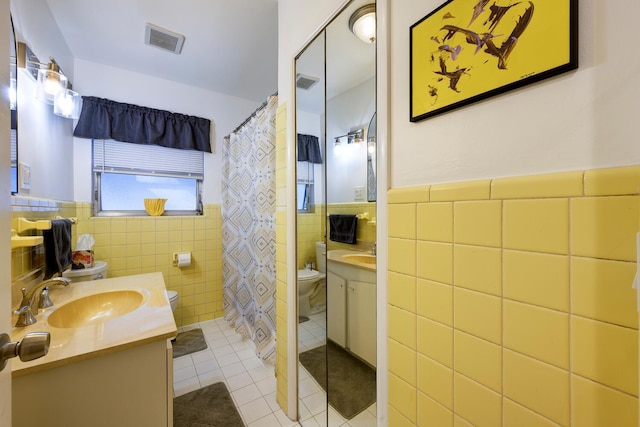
[227, 91, 278, 138]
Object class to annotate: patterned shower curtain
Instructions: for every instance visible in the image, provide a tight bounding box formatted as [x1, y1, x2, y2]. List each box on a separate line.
[222, 95, 278, 365]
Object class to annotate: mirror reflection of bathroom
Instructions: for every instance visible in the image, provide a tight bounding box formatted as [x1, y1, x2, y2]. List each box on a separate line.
[296, 0, 376, 425]
[295, 28, 328, 427]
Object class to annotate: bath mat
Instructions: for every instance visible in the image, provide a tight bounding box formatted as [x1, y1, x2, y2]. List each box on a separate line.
[172, 328, 208, 358]
[299, 340, 376, 419]
[174, 382, 244, 427]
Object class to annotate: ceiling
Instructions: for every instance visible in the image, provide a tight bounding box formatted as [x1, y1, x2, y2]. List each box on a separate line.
[44, 0, 279, 103]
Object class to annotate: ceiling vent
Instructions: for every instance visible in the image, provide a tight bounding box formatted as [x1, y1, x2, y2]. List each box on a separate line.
[145, 23, 185, 54]
[296, 73, 320, 90]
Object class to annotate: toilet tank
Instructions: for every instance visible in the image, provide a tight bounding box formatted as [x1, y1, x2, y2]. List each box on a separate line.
[315, 241, 326, 273]
[62, 260, 108, 282]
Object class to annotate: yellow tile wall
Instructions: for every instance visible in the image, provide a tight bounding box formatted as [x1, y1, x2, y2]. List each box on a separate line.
[74, 202, 223, 327]
[387, 166, 640, 426]
[274, 103, 289, 414]
[11, 196, 76, 307]
[10, 196, 223, 327]
[326, 202, 377, 252]
[297, 208, 323, 269]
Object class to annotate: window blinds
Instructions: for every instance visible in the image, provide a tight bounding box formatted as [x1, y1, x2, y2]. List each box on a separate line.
[93, 139, 204, 179]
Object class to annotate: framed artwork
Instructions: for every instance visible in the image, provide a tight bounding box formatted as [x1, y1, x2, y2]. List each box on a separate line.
[410, 0, 578, 122]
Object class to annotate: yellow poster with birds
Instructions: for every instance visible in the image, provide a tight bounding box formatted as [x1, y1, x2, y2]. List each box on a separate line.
[410, 0, 577, 122]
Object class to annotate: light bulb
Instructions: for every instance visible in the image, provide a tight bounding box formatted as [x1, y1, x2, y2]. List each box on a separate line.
[9, 78, 16, 110]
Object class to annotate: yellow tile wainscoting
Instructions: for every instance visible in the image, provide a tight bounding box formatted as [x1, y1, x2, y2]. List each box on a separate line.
[11, 197, 224, 328]
[388, 165, 640, 427]
[275, 102, 290, 413]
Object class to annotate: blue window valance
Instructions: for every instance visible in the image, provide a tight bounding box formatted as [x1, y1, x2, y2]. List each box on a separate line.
[297, 133, 322, 164]
[73, 96, 212, 153]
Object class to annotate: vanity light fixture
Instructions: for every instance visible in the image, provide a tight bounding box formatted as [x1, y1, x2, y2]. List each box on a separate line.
[9, 76, 17, 110]
[35, 58, 67, 105]
[349, 4, 376, 44]
[15, 43, 82, 119]
[334, 129, 364, 146]
[53, 88, 82, 119]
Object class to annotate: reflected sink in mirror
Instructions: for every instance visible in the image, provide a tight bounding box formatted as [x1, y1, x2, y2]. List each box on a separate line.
[47, 290, 144, 328]
[342, 254, 376, 265]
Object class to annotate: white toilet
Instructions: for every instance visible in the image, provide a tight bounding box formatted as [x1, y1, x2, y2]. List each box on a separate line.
[298, 241, 327, 317]
[62, 260, 108, 282]
[166, 290, 179, 312]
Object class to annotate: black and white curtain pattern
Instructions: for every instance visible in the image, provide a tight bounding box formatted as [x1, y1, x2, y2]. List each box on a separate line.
[222, 95, 278, 365]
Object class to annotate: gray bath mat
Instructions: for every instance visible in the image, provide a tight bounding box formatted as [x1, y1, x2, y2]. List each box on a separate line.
[299, 340, 376, 419]
[174, 382, 244, 427]
[173, 328, 208, 358]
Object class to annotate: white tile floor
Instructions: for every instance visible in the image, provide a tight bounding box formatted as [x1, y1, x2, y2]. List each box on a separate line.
[173, 317, 299, 426]
[173, 314, 376, 427]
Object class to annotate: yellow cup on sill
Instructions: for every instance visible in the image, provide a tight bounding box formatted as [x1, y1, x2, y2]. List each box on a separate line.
[144, 198, 167, 216]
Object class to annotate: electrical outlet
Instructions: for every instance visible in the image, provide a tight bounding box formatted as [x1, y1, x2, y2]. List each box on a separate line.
[354, 186, 365, 200]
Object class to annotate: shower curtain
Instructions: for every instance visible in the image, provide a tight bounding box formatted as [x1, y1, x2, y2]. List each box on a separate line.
[222, 95, 278, 365]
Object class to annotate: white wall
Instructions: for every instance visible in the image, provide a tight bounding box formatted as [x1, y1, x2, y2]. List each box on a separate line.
[16, 74, 75, 201]
[326, 77, 375, 203]
[11, 0, 75, 201]
[72, 59, 261, 204]
[278, 0, 346, 110]
[390, 0, 640, 188]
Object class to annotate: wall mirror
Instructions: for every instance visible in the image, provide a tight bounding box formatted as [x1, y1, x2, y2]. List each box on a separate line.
[295, 1, 376, 425]
[9, 15, 18, 194]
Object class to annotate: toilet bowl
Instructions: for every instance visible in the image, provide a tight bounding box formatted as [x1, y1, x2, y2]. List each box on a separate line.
[298, 241, 327, 317]
[166, 290, 179, 312]
[62, 260, 108, 282]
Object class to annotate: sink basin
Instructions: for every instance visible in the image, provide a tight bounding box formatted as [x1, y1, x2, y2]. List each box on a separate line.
[343, 254, 376, 265]
[47, 290, 144, 328]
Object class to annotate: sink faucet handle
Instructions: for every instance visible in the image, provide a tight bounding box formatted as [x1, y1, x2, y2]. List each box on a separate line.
[14, 305, 37, 328]
[39, 287, 53, 309]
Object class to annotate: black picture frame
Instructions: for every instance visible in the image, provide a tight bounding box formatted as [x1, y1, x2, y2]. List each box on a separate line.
[410, 0, 578, 122]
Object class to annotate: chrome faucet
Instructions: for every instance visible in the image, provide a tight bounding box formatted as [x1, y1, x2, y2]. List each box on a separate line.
[370, 242, 377, 256]
[14, 277, 71, 327]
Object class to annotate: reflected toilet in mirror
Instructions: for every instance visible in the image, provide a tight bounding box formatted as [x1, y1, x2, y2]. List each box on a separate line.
[298, 241, 327, 323]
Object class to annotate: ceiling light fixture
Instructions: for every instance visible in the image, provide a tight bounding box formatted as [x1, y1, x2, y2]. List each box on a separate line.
[349, 4, 376, 44]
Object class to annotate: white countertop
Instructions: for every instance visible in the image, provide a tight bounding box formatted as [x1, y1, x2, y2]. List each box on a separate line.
[10, 272, 177, 377]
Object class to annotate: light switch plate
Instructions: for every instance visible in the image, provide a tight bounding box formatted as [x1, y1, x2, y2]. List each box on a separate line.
[354, 186, 365, 200]
[19, 162, 31, 190]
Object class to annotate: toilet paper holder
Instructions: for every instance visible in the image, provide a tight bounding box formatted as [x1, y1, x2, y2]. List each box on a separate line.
[172, 252, 191, 268]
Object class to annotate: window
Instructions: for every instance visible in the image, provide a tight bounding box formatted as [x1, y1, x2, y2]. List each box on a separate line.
[297, 161, 314, 212]
[93, 139, 203, 216]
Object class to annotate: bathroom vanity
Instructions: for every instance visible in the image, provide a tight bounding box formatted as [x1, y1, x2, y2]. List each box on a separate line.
[327, 250, 376, 367]
[10, 272, 177, 427]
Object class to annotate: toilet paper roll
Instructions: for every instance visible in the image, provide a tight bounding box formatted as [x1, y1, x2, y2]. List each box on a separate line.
[176, 252, 191, 268]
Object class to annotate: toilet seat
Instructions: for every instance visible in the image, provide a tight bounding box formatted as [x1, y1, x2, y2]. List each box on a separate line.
[298, 269, 320, 281]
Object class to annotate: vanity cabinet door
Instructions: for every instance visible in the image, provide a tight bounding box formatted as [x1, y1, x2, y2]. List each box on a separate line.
[347, 280, 376, 368]
[327, 271, 347, 347]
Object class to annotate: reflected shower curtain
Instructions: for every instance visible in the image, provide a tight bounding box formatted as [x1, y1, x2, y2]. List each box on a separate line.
[222, 95, 277, 365]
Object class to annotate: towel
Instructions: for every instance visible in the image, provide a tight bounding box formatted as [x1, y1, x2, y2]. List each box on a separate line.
[43, 219, 73, 278]
[329, 214, 358, 244]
